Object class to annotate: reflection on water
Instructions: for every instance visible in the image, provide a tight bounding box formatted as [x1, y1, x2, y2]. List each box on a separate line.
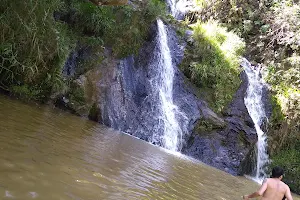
[0, 95, 299, 200]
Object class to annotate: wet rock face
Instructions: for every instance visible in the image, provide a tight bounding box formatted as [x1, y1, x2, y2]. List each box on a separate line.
[100, 22, 201, 144]
[182, 71, 258, 175]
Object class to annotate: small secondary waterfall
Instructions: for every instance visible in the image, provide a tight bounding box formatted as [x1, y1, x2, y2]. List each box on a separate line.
[153, 19, 187, 151]
[166, 0, 177, 16]
[166, 0, 193, 19]
[242, 59, 269, 183]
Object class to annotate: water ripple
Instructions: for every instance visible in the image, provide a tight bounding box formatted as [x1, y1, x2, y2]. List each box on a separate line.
[1, 95, 299, 200]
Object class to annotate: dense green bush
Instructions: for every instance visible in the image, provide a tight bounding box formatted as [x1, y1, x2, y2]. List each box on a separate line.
[0, 0, 74, 101]
[190, 0, 300, 63]
[67, 0, 166, 57]
[181, 21, 245, 112]
[266, 56, 300, 147]
[270, 148, 300, 194]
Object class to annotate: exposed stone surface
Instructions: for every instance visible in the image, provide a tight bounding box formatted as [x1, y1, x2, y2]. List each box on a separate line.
[99, 22, 201, 145]
[182, 70, 258, 175]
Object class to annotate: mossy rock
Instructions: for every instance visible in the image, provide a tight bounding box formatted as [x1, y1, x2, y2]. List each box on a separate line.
[88, 103, 101, 122]
[67, 81, 89, 115]
[194, 116, 226, 135]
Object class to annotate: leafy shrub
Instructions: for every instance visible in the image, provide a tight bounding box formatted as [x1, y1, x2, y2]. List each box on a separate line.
[0, 0, 74, 101]
[267, 1, 300, 52]
[270, 148, 300, 194]
[67, 0, 166, 57]
[190, 0, 300, 64]
[181, 21, 245, 112]
[266, 56, 300, 194]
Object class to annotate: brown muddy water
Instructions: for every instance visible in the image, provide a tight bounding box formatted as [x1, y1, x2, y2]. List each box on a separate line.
[0, 95, 299, 200]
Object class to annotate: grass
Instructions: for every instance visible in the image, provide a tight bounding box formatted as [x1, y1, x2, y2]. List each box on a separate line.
[0, 0, 74, 101]
[180, 21, 245, 112]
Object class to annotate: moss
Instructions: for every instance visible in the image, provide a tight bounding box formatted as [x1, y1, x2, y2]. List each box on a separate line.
[220, 139, 227, 147]
[194, 117, 225, 134]
[88, 103, 101, 122]
[269, 95, 285, 125]
[67, 82, 87, 114]
[180, 21, 245, 112]
[75, 47, 105, 78]
[66, 0, 166, 58]
[237, 131, 250, 147]
[195, 119, 214, 133]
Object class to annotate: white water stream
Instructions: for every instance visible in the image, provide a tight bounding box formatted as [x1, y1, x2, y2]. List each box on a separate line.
[153, 0, 193, 151]
[166, 0, 177, 16]
[166, 0, 193, 18]
[242, 58, 269, 183]
[155, 19, 186, 151]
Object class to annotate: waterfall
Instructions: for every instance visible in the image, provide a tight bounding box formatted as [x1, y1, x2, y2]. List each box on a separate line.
[152, 19, 187, 152]
[242, 58, 269, 183]
[166, 0, 177, 16]
[102, 0, 194, 152]
[166, 0, 194, 19]
[148, 0, 194, 151]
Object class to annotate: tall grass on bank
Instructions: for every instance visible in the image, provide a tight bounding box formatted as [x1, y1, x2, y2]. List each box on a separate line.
[181, 21, 245, 112]
[0, 0, 74, 101]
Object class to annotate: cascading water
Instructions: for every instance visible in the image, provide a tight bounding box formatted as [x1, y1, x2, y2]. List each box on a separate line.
[242, 58, 269, 183]
[166, 0, 177, 16]
[153, 19, 187, 151]
[166, 0, 193, 19]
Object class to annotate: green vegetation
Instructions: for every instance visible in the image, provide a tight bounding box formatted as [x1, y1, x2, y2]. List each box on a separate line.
[181, 21, 245, 112]
[189, 0, 299, 193]
[266, 57, 300, 194]
[68, 0, 166, 57]
[68, 82, 86, 112]
[88, 103, 101, 122]
[194, 119, 216, 134]
[0, 0, 73, 101]
[270, 149, 300, 194]
[0, 0, 166, 102]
